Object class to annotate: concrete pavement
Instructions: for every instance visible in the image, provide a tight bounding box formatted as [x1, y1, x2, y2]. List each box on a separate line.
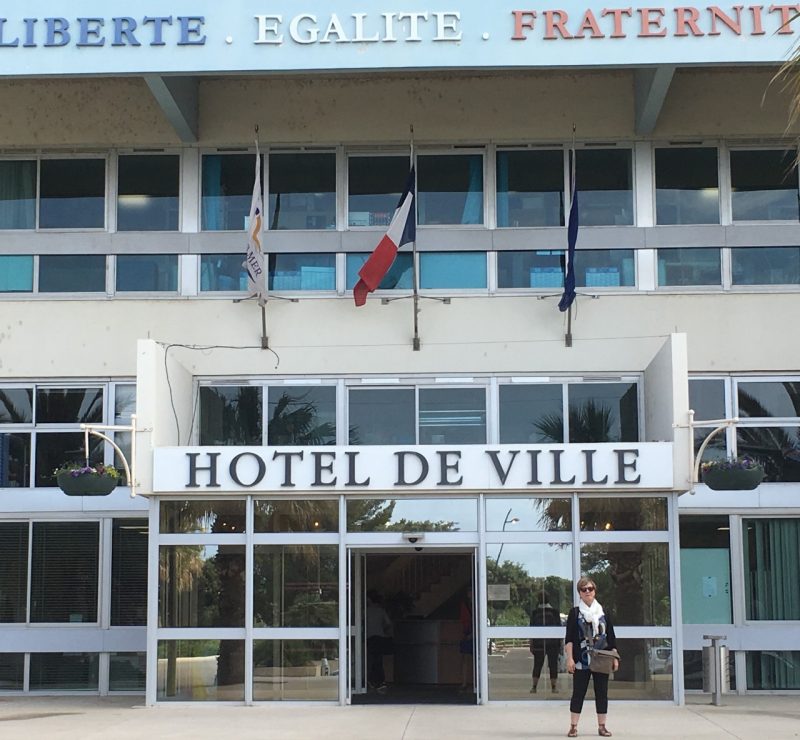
[0, 695, 797, 740]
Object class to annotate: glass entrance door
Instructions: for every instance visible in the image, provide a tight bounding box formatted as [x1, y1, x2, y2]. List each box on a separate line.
[347, 547, 479, 704]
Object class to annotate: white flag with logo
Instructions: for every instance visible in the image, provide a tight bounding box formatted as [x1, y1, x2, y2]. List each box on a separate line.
[244, 152, 266, 305]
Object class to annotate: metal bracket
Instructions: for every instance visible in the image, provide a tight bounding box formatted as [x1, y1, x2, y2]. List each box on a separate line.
[79, 414, 138, 498]
[675, 410, 740, 493]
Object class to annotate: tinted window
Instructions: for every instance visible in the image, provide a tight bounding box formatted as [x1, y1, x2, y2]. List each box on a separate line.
[655, 147, 719, 225]
[496, 149, 564, 227]
[268, 153, 336, 230]
[39, 159, 105, 228]
[731, 149, 799, 221]
[0, 160, 36, 229]
[417, 154, 483, 225]
[575, 149, 633, 226]
[348, 155, 408, 227]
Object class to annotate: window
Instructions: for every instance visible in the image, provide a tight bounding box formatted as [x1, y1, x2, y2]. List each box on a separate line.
[200, 386, 263, 445]
[116, 254, 178, 292]
[689, 378, 728, 462]
[348, 388, 415, 445]
[201, 153, 253, 231]
[268, 152, 336, 230]
[29, 653, 99, 691]
[679, 515, 732, 624]
[157, 640, 244, 701]
[747, 651, 800, 690]
[0, 255, 34, 292]
[109, 653, 146, 691]
[420, 251, 487, 289]
[39, 158, 105, 229]
[485, 497, 571, 531]
[160, 500, 247, 534]
[348, 155, 408, 227]
[496, 149, 564, 227]
[502, 249, 634, 289]
[0, 160, 36, 229]
[577, 250, 635, 287]
[731, 149, 799, 222]
[417, 153, 484, 225]
[39, 254, 106, 293]
[200, 254, 247, 292]
[0, 654, 24, 690]
[657, 248, 721, 287]
[419, 387, 486, 444]
[253, 641, 338, 701]
[346, 498, 478, 531]
[30, 521, 99, 623]
[111, 519, 148, 626]
[117, 155, 179, 231]
[575, 149, 633, 226]
[267, 386, 336, 446]
[0, 522, 28, 622]
[254, 500, 339, 532]
[499, 384, 564, 443]
[346, 252, 413, 291]
[567, 382, 639, 442]
[731, 247, 800, 286]
[655, 147, 719, 225]
[268, 253, 335, 291]
[743, 518, 800, 620]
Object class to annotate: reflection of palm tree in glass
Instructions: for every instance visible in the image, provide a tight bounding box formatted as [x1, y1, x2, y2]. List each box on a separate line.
[737, 389, 800, 482]
[534, 400, 614, 444]
[269, 392, 335, 445]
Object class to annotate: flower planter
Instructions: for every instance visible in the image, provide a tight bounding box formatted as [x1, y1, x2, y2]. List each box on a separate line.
[702, 465, 764, 491]
[56, 471, 118, 496]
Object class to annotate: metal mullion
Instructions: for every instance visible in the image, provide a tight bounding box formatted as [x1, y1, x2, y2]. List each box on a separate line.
[252, 533, 339, 546]
[157, 627, 246, 640]
[253, 627, 340, 640]
[244, 495, 254, 705]
[338, 494, 347, 705]
[668, 490, 685, 705]
[25, 520, 33, 624]
[100, 518, 113, 630]
[476, 493, 487, 704]
[158, 533, 246, 546]
[145, 497, 159, 706]
[578, 530, 670, 544]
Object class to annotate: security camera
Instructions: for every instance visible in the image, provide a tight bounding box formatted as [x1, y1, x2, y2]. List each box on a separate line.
[414, 546, 423, 552]
[403, 532, 425, 544]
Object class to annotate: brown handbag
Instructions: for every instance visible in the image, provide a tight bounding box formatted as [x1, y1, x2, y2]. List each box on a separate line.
[590, 648, 620, 674]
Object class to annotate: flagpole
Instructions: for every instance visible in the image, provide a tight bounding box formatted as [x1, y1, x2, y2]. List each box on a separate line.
[409, 125, 421, 351]
[254, 126, 270, 349]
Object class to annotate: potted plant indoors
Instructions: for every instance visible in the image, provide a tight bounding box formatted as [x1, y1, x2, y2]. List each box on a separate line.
[701, 456, 765, 491]
[54, 462, 121, 496]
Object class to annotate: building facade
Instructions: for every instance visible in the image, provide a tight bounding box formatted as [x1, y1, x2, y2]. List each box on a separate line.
[0, 2, 799, 704]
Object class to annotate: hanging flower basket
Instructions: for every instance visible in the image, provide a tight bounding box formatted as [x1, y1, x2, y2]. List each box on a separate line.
[701, 457, 764, 491]
[54, 464, 120, 496]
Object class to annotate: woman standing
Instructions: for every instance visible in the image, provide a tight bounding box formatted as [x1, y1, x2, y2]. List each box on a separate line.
[564, 577, 619, 737]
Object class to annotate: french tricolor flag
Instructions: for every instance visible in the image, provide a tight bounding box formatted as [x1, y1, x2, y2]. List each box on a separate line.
[353, 168, 416, 307]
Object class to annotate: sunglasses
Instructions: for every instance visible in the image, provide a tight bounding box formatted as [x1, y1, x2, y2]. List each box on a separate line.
[579, 586, 595, 593]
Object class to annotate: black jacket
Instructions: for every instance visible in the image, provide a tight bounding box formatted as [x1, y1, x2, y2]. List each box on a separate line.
[564, 605, 617, 667]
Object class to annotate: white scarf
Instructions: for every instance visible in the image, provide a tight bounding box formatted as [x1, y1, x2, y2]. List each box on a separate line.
[578, 599, 605, 638]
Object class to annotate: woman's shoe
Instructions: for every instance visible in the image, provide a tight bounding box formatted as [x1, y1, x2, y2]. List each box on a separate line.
[598, 726, 612, 737]
[567, 725, 578, 737]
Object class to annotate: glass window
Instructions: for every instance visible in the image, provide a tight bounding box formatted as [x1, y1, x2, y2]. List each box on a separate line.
[487, 544, 573, 626]
[200, 254, 247, 292]
[157, 640, 244, 701]
[607, 639, 674, 700]
[34, 431, 103, 487]
[201, 154, 253, 231]
[29, 653, 99, 691]
[112, 383, 136, 472]
[109, 652, 146, 691]
[254, 500, 339, 532]
[655, 147, 719, 225]
[737, 381, 800, 419]
[499, 384, 564, 443]
[0, 432, 31, 487]
[657, 248, 721, 286]
[253, 640, 339, 701]
[267, 386, 336, 446]
[116, 254, 178, 292]
[498, 250, 564, 289]
[0, 522, 28, 622]
[419, 252, 487, 289]
[731, 149, 799, 222]
[346, 498, 478, 532]
[268, 153, 336, 230]
[579, 497, 667, 530]
[200, 386, 263, 445]
[743, 519, 800, 620]
[39, 254, 106, 293]
[348, 155, 408, 227]
[737, 427, 800, 481]
[268, 253, 335, 291]
[689, 378, 728, 462]
[346, 253, 413, 291]
[117, 155, 179, 231]
[0, 160, 36, 229]
[0, 654, 24, 690]
[253, 545, 338, 627]
[0, 388, 32, 423]
[486, 497, 571, 531]
[348, 388, 415, 445]
[417, 154, 484, 225]
[0, 255, 34, 292]
[159, 500, 247, 534]
[567, 383, 639, 442]
[30, 522, 99, 623]
[488, 637, 567, 700]
[575, 149, 633, 226]
[159, 545, 245, 627]
[496, 150, 564, 227]
[731, 247, 800, 285]
[36, 387, 103, 424]
[111, 519, 148, 626]
[577, 249, 635, 288]
[581, 542, 671, 625]
[419, 387, 486, 444]
[747, 651, 800, 689]
[679, 515, 732, 624]
[684, 649, 736, 691]
[39, 158, 105, 229]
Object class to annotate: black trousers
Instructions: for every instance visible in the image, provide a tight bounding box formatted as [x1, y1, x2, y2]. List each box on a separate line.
[532, 644, 560, 681]
[367, 635, 390, 685]
[569, 668, 609, 715]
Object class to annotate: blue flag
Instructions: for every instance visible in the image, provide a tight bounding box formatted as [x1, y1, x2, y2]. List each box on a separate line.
[558, 180, 578, 312]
